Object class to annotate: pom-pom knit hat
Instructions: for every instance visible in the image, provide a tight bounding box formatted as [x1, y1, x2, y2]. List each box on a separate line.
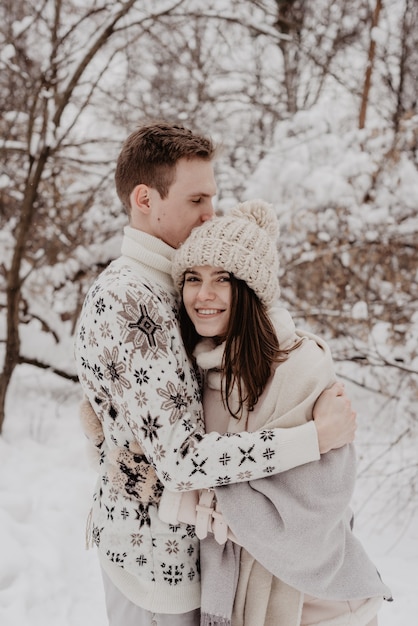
[172, 199, 280, 306]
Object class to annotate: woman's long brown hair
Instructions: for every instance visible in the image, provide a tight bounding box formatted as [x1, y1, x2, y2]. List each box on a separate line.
[179, 275, 299, 419]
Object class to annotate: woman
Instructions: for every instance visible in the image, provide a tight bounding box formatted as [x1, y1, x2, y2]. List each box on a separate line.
[169, 199, 391, 626]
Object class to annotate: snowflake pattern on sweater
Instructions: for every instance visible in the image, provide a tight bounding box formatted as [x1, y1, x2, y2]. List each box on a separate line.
[74, 237, 315, 612]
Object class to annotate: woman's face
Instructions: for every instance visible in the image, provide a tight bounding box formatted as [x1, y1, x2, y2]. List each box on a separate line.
[182, 265, 232, 339]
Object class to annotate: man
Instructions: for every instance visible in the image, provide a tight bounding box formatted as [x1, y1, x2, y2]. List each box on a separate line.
[74, 121, 356, 626]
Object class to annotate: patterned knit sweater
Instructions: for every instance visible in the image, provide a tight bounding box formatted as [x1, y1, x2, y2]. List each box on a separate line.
[74, 226, 321, 614]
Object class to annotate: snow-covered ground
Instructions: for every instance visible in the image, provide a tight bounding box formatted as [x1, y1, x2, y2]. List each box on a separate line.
[0, 365, 416, 625]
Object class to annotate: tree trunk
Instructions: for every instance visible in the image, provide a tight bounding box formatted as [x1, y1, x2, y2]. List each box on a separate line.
[359, 0, 383, 129]
[0, 146, 50, 433]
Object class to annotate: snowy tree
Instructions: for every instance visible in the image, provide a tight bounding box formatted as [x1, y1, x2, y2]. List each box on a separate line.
[0, 0, 192, 430]
[244, 0, 418, 522]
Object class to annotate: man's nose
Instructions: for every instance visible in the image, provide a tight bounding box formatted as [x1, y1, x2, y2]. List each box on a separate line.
[200, 200, 214, 222]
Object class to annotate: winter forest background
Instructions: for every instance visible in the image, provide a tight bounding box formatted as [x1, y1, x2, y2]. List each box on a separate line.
[1, 0, 417, 624]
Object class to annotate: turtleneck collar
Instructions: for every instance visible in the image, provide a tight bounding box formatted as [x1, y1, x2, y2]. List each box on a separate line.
[121, 225, 177, 293]
[194, 338, 224, 371]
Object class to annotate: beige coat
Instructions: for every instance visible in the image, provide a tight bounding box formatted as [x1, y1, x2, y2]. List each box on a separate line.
[198, 307, 388, 626]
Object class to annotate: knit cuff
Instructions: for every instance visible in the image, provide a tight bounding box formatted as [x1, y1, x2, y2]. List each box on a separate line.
[273, 420, 320, 472]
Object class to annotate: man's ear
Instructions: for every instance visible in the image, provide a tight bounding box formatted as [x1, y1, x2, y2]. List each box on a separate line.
[130, 184, 151, 215]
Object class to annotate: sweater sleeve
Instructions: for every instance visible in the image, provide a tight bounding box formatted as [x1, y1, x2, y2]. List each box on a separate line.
[75, 270, 320, 492]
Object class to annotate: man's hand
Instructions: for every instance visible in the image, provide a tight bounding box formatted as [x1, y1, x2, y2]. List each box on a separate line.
[313, 382, 357, 454]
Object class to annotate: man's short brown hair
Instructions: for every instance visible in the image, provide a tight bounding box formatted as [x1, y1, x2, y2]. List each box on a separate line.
[115, 120, 216, 213]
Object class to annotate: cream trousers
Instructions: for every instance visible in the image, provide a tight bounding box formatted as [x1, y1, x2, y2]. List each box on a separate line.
[301, 593, 381, 626]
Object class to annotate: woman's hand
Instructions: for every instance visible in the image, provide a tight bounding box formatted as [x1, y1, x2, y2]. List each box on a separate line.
[313, 382, 357, 454]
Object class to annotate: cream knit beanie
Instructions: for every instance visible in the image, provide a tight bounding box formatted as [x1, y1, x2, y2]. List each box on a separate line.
[172, 199, 280, 306]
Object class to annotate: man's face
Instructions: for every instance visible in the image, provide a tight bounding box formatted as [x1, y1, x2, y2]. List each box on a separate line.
[147, 158, 217, 248]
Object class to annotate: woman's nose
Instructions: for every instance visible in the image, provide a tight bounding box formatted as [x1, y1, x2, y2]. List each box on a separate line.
[196, 283, 215, 300]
